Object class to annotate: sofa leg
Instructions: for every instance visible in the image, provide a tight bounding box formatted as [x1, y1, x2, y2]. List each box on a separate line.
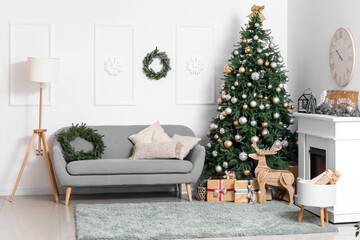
[65, 186, 72, 206]
[186, 183, 192, 202]
[178, 184, 182, 194]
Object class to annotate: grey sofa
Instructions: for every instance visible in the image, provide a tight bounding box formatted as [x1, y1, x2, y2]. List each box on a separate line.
[52, 125, 205, 205]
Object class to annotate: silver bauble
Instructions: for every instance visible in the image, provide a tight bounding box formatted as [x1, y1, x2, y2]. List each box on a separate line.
[254, 23, 260, 28]
[234, 81, 239, 86]
[251, 135, 259, 143]
[239, 152, 248, 161]
[219, 114, 225, 120]
[270, 62, 277, 69]
[250, 120, 257, 126]
[225, 107, 232, 115]
[242, 94, 247, 99]
[206, 143, 212, 148]
[259, 104, 265, 110]
[220, 128, 225, 134]
[253, 93, 257, 97]
[214, 124, 218, 129]
[262, 128, 269, 136]
[282, 140, 289, 148]
[273, 140, 282, 148]
[273, 112, 280, 119]
[231, 97, 238, 104]
[347, 106, 354, 113]
[257, 48, 262, 53]
[289, 118, 295, 124]
[279, 83, 284, 88]
[265, 103, 270, 109]
[217, 106, 222, 110]
[239, 116, 247, 125]
[234, 50, 239, 56]
[217, 98, 222, 105]
[268, 84, 273, 89]
[210, 123, 216, 130]
[225, 94, 231, 101]
[277, 56, 284, 63]
[212, 151, 218, 157]
[215, 165, 222, 173]
[247, 82, 252, 87]
[272, 97, 280, 104]
[251, 72, 260, 81]
[236, 73, 240, 77]
[231, 86, 235, 90]
[250, 100, 257, 108]
[222, 161, 229, 169]
[269, 42, 275, 49]
[253, 35, 259, 41]
[276, 87, 281, 93]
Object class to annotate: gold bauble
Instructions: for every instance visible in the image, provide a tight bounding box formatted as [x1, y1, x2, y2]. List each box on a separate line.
[264, 96, 268, 100]
[207, 131, 211, 137]
[258, 94, 263, 99]
[239, 66, 246, 73]
[224, 140, 233, 149]
[262, 122, 268, 128]
[244, 169, 251, 176]
[242, 38, 248, 43]
[265, 61, 270, 67]
[245, 47, 251, 53]
[283, 102, 289, 108]
[257, 58, 264, 65]
[214, 134, 219, 140]
[243, 104, 249, 110]
[233, 120, 239, 126]
[217, 138, 222, 143]
[235, 134, 241, 141]
[249, 69, 253, 73]
[296, 140, 299, 145]
[291, 104, 295, 109]
[224, 64, 233, 74]
[221, 91, 227, 100]
[279, 122, 283, 125]
[221, 111, 227, 117]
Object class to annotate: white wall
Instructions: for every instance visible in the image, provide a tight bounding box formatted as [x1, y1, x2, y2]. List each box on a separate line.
[0, 0, 287, 195]
[288, 0, 360, 105]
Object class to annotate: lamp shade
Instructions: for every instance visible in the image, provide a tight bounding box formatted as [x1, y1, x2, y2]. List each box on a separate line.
[27, 57, 60, 83]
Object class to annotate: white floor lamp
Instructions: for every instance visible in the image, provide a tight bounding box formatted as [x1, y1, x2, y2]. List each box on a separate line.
[10, 57, 60, 203]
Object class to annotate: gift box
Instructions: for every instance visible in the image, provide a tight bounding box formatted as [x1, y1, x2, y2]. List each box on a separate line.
[207, 179, 235, 202]
[234, 179, 261, 203]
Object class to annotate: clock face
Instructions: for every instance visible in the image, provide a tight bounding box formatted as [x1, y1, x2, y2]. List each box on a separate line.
[329, 27, 356, 87]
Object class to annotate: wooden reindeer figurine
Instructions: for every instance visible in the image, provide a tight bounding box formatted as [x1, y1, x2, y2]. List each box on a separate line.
[249, 141, 295, 206]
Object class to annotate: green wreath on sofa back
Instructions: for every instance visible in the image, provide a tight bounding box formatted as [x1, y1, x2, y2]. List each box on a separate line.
[56, 123, 106, 162]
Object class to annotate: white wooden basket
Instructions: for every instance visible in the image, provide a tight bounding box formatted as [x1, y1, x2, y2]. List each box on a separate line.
[297, 179, 336, 207]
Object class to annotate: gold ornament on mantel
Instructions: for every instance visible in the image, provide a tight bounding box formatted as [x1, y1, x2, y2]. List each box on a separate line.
[247, 5, 266, 22]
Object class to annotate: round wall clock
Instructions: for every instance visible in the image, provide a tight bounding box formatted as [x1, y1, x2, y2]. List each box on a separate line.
[329, 27, 356, 87]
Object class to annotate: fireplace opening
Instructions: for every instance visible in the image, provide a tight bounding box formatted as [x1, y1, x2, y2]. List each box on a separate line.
[309, 147, 326, 179]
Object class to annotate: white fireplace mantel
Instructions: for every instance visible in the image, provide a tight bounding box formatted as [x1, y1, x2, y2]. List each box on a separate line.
[294, 112, 360, 223]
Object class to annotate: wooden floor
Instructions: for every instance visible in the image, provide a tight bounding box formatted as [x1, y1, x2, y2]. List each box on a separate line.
[0, 193, 357, 240]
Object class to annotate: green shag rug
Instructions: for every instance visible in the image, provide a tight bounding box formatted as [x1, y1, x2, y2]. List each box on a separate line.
[75, 201, 337, 240]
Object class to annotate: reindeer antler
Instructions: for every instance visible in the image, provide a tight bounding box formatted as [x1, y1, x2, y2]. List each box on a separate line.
[251, 141, 282, 156]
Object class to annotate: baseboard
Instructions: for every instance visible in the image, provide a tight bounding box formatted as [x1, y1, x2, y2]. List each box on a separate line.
[0, 184, 194, 196]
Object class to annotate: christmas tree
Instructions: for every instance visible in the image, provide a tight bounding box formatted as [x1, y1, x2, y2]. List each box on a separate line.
[205, 6, 297, 179]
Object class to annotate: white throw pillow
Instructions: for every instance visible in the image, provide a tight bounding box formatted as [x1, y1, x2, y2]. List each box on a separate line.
[128, 121, 171, 145]
[172, 134, 201, 160]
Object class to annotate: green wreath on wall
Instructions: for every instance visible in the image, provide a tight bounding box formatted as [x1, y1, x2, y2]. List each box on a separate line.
[142, 47, 171, 80]
[56, 123, 106, 162]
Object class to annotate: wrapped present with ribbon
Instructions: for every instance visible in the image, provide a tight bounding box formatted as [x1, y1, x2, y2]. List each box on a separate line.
[234, 179, 261, 203]
[207, 179, 235, 202]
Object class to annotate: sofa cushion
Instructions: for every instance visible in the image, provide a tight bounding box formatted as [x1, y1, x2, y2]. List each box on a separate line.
[129, 141, 183, 160]
[66, 158, 193, 175]
[128, 121, 171, 145]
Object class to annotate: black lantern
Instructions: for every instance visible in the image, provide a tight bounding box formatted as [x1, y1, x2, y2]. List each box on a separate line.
[298, 88, 316, 113]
